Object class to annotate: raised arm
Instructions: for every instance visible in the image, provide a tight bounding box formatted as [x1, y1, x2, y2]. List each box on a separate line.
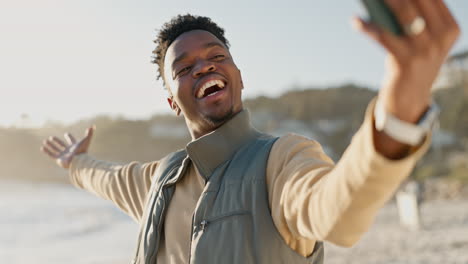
[266, 0, 461, 256]
[353, 0, 460, 159]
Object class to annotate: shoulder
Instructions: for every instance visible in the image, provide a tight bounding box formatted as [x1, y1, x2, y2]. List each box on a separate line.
[269, 133, 334, 167]
[151, 149, 187, 181]
[160, 149, 187, 163]
[272, 133, 326, 155]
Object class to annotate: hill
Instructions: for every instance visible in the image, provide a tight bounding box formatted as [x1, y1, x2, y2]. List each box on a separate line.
[1, 83, 467, 195]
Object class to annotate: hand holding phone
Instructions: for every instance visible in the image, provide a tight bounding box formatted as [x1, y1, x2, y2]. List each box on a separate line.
[354, 0, 460, 158]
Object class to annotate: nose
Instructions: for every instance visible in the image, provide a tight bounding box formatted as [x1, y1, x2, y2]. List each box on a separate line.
[192, 59, 216, 78]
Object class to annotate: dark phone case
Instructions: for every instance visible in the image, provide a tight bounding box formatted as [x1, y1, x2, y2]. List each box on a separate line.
[361, 0, 403, 35]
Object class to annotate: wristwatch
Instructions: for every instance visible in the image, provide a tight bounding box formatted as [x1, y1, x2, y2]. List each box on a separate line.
[374, 99, 439, 146]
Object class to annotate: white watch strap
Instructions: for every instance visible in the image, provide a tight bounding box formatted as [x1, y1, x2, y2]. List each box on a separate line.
[374, 100, 428, 146]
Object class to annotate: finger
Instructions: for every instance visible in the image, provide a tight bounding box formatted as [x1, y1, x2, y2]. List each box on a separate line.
[352, 17, 407, 57]
[72, 126, 95, 154]
[435, 0, 458, 27]
[384, 0, 419, 29]
[65, 133, 76, 145]
[45, 137, 63, 154]
[51, 136, 67, 149]
[433, 0, 461, 49]
[41, 145, 59, 159]
[384, 0, 430, 43]
[83, 125, 95, 141]
[413, 0, 443, 35]
[85, 126, 95, 137]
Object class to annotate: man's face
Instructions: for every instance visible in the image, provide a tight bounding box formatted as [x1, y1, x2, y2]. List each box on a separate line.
[163, 30, 243, 139]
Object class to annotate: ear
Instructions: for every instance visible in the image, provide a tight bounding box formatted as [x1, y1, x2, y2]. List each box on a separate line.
[238, 69, 244, 90]
[167, 97, 181, 116]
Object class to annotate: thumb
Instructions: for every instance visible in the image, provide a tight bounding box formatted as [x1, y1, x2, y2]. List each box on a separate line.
[85, 125, 95, 139]
[75, 125, 96, 154]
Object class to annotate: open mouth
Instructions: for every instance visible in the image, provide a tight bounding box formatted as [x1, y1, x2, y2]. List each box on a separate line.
[196, 79, 226, 99]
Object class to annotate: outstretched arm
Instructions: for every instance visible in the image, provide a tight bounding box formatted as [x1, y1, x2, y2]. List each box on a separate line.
[40, 127, 158, 222]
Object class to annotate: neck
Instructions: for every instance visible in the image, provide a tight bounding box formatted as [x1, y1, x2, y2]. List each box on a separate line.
[185, 109, 259, 179]
[188, 108, 243, 140]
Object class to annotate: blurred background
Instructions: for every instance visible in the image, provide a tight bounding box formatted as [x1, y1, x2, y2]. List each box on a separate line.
[1, 0, 467, 263]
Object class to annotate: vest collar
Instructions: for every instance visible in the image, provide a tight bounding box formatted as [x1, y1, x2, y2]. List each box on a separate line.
[185, 110, 260, 181]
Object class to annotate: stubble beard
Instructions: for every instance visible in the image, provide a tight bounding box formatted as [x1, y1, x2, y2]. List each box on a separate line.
[202, 105, 235, 128]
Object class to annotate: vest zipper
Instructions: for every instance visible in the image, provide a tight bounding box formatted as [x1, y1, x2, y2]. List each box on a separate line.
[200, 220, 208, 232]
[187, 182, 210, 263]
[188, 209, 251, 262]
[188, 213, 196, 263]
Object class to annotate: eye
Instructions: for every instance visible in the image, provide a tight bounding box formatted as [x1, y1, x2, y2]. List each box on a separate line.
[177, 66, 191, 76]
[213, 54, 225, 60]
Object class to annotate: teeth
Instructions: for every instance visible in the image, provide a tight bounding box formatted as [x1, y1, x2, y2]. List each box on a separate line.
[197, 80, 225, 98]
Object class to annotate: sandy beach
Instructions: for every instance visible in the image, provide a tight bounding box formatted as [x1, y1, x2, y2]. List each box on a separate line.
[325, 199, 468, 264]
[1, 181, 467, 264]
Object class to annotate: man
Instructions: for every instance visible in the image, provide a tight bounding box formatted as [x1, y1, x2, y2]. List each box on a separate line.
[41, 1, 460, 263]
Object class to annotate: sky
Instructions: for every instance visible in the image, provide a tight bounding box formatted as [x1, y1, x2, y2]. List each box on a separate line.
[1, 0, 467, 127]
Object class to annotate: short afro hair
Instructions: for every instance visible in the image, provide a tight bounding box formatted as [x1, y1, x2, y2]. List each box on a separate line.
[152, 14, 230, 84]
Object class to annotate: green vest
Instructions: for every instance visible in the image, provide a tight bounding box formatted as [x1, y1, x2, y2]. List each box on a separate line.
[133, 111, 324, 264]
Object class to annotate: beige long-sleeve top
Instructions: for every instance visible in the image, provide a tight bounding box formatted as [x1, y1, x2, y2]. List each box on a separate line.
[69, 101, 430, 262]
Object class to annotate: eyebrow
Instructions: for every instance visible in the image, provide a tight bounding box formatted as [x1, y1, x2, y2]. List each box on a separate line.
[171, 41, 226, 69]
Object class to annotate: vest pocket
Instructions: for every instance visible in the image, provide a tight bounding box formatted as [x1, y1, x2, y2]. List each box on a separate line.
[191, 210, 257, 264]
[198, 210, 250, 231]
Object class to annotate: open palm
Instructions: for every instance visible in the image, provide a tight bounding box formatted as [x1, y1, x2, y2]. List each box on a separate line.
[40, 126, 95, 169]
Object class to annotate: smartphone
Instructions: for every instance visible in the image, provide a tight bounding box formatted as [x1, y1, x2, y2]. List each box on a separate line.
[360, 0, 403, 35]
